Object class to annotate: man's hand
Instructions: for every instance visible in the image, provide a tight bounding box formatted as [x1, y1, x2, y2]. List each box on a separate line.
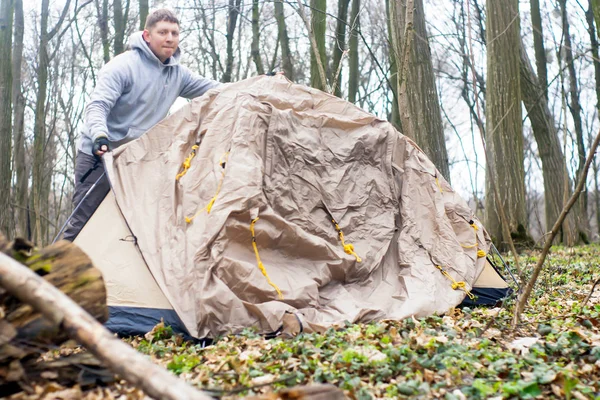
[93, 137, 110, 157]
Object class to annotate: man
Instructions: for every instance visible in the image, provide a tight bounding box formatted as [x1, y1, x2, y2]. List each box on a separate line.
[62, 9, 220, 241]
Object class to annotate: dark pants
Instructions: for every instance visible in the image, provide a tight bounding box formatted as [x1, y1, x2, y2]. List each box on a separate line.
[62, 152, 110, 241]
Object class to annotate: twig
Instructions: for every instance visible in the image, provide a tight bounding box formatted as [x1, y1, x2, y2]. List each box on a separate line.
[512, 128, 600, 327]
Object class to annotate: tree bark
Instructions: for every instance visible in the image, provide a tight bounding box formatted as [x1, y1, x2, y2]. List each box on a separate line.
[309, 0, 328, 91]
[95, 0, 110, 63]
[139, 0, 148, 30]
[274, 0, 293, 80]
[530, 0, 547, 100]
[559, 0, 589, 240]
[484, 0, 528, 245]
[348, 0, 360, 103]
[11, 0, 27, 239]
[0, 0, 13, 237]
[520, 43, 577, 245]
[332, 0, 350, 97]
[385, 0, 400, 129]
[389, 0, 450, 182]
[114, 0, 129, 56]
[0, 235, 212, 400]
[251, 0, 264, 75]
[223, 0, 241, 83]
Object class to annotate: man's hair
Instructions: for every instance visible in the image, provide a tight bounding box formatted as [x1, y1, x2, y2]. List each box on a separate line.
[144, 9, 179, 30]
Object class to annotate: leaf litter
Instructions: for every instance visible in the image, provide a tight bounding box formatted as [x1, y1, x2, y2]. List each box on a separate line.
[7, 244, 600, 399]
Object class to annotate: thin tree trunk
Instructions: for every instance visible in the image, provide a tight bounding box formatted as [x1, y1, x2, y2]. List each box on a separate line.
[95, 0, 110, 63]
[332, 0, 350, 97]
[385, 0, 400, 129]
[520, 43, 576, 245]
[274, 0, 293, 80]
[0, 0, 13, 236]
[12, 0, 26, 238]
[139, 0, 148, 30]
[223, 0, 241, 83]
[587, 0, 600, 237]
[530, 0, 547, 99]
[251, 0, 264, 75]
[389, 0, 450, 182]
[348, 0, 360, 103]
[309, 0, 327, 91]
[113, 0, 128, 56]
[484, 0, 528, 245]
[560, 0, 589, 241]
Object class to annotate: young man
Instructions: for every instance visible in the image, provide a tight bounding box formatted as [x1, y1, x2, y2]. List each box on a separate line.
[62, 9, 220, 241]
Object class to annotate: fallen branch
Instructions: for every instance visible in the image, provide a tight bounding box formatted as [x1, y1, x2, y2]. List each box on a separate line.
[512, 128, 600, 327]
[0, 235, 212, 400]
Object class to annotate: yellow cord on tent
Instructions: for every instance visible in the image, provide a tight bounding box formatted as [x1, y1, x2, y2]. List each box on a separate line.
[460, 221, 480, 249]
[176, 144, 199, 181]
[250, 218, 284, 300]
[435, 176, 443, 193]
[185, 152, 229, 224]
[435, 265, 475, 300]
[331, 218, 362, 262]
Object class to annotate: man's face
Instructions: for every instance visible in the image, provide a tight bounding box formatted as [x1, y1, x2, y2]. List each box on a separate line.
[142, 21, 180, 63]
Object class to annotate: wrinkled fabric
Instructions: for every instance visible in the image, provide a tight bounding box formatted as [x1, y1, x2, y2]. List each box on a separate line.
[105, 75, 490, 338]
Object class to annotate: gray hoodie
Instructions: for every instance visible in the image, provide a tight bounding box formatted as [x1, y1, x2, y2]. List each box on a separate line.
[79, 32, 220, 155]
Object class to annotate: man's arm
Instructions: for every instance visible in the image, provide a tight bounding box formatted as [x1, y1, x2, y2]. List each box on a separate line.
[179, 66, 221, 99]
[85, 61, 130, 152]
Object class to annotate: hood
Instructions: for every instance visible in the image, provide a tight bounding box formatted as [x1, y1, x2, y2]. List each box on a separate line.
[129, 31, 181, 67]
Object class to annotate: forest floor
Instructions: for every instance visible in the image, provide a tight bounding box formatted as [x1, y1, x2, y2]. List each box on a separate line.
[8, 245, 600, 399]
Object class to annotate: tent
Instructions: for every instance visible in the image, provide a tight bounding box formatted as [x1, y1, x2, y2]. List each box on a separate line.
[74, 75, 512, 338]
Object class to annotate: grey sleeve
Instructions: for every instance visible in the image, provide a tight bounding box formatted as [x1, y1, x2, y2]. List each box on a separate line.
[85, 61, 130, 142]
[179, 66, 221, 99]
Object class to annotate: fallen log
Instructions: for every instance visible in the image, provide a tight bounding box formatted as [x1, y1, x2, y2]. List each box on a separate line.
[0, 234, 212, 400]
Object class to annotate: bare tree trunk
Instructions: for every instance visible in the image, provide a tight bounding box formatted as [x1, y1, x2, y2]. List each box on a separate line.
[560, 0, 589, 241]
[0, 0, 13, 236]
[520, 43, 577, 245]
[95, 0, 110, 63]
[11, 0, 26, 238]
[274, 0, 293, 80]
[114, 0, 130, 56]
[385, 0, 400, 128]
[530, 0, 548, 99]
[223, 0, 241, 82]
[348, 0, 360, 103]
[32, 0, 70, 245]
[389, 0, 450, 182]
[251, 0, 264, 75]
[484, 0, 528, 245]
[139, 0, 148, 30]
[587, 0, 600, 238]
[309, 0, 327, 91]
[332, 0, 350, 97]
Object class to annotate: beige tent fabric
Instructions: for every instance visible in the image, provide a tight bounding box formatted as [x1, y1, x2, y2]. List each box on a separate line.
[104, 75, 490, 338]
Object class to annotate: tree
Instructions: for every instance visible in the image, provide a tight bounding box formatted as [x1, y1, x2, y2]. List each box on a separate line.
[31, 0, 71, 245]
[114, 0, 130, 56]
[530, 0, 548, 100]
[94, 0, 110, 63]
[139, 0, 148, 30]
[388, 0, 450, 181]
[310, 0, 327, 91]
[348, 0, 360, 103]
[223, 0, 242, 83]
[274, 0, 293, 80]
[251, 0, 264, 75]
[0, 0, 13, 236]
[332, 0, 350, 97]
[484, 0, 528, 244]
[559, 0, 589, 241]
[12, 0, 26, 237]
[520, 43, 577, 245]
